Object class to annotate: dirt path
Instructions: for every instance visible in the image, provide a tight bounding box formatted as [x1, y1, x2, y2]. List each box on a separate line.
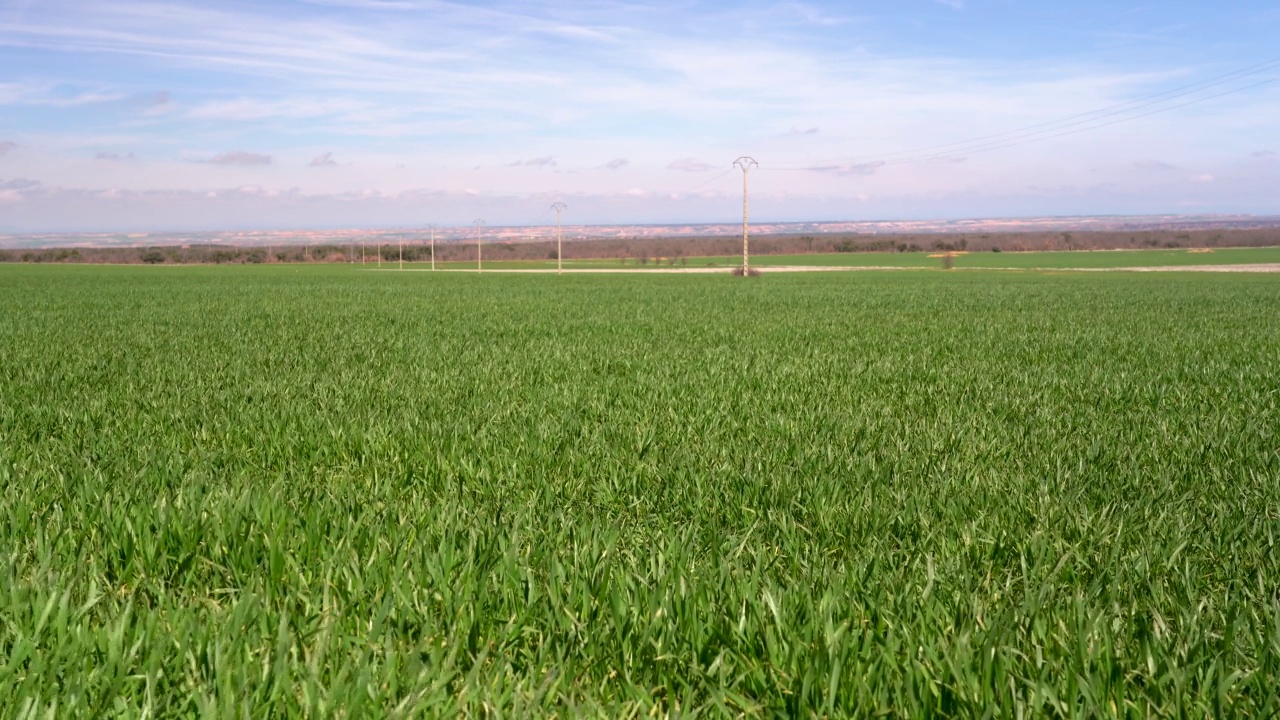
[395, 265, 917, 274]
[1067, 264, 1280, 273]
[378, 263, 1280, 274]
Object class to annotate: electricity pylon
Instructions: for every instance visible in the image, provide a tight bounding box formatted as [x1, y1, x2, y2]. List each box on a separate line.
[428, 225, 437, 271]
[733, 157, 758, 276]
[551, 202, 567, 274]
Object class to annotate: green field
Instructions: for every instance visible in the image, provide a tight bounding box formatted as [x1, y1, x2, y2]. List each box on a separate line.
[400, 245, 1280, 272]
[2, 265, 1278, 716]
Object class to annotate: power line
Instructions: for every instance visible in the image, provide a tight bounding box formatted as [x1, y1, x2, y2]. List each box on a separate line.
[676, 166, 737, 195]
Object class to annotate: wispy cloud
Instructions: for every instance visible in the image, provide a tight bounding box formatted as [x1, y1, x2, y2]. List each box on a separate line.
[134, 90, 175, 116]
[510, 156, 557, 168]
[528, 24, 618, 43]
[1, 178, 41, 190]
[0, 81, 129, 107]
[934, 0, 965, 9]
[667, 158, 716, 172]
[2, 0, 1278, 229]
[186, 97, 371, 122]
[95, 152, 135, 161]
[1253, 150, 1276, 160]
[1134, 159, 1177, 171]
[806, 161, 886, 176]
[203, 151, 272, 166]
[779, 3, 855, 27]
[0, 141, 16, 156]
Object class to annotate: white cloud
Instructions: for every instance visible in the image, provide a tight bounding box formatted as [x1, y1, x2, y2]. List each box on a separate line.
[935, 0, 965, 9]
[603, 158, 629, 170]
[1189, 174, 1215, 183]
[309, 152, 338, 167]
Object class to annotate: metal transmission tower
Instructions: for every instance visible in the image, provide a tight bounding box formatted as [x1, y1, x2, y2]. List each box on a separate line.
[551, 202, 567, 274]
[733, 157, 758, 276]
[428, 224, 437, 271]
[473, 219, 486, 273]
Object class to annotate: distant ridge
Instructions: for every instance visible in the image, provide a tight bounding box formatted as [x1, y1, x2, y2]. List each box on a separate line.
[3, 214, 1280, 250]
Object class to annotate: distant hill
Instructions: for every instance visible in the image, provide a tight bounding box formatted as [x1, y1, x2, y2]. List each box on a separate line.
[3, 214, 1280, 250]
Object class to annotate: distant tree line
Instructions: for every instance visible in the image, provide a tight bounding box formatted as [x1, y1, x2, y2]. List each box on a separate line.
[2, 228, 1278, 265]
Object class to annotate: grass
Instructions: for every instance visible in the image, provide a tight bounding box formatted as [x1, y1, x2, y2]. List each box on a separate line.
[1, 264, 1278, 716]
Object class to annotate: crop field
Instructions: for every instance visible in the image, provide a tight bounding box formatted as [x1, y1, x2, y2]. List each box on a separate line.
[412, 245, 1280, 272]
[1, 264, 1278, 716]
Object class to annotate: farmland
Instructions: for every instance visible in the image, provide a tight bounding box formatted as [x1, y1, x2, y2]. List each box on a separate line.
[1, 264, 1278, 715]
[405, 245, 1280, 272]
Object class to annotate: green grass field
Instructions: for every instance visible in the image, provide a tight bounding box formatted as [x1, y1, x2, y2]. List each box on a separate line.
[2, 265, 1278, 716]
[403, 245, 1280, 272]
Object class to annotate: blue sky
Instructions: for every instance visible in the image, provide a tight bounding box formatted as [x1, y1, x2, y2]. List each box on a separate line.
[1, 0, 1278, 231]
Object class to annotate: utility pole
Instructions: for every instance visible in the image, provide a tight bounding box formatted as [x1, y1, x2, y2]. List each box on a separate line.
[733, 157, 758, 276]
[362, 238, 366, 265]
[551, 202, 567, 275]
[429, 224, 437, 271]
[399, 237, 403, 270]
[473, 219, 485, 273]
